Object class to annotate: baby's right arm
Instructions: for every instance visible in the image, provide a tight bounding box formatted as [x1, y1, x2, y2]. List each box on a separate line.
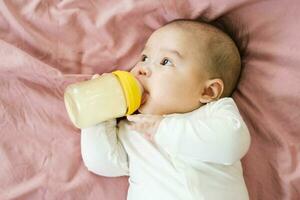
[81, 119, 129, 177]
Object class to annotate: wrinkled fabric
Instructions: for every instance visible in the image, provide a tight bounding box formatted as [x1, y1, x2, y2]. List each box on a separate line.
[0, 0, 300, 200]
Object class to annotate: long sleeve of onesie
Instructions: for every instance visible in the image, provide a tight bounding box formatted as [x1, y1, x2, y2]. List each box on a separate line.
[81, 119, 129, 177]
[154, 97, 251, 166]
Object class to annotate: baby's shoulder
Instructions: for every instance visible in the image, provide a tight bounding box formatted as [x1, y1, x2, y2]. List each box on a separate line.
[192, 97, 241, 119]
[208, 97, 236, 107]
[206, 97, 238, 112]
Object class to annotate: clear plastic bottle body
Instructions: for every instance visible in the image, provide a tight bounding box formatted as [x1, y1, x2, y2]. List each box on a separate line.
[64, 73, 127, 128]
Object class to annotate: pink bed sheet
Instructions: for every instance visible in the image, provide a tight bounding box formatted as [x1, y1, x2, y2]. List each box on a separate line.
[0, 0, 299, 199]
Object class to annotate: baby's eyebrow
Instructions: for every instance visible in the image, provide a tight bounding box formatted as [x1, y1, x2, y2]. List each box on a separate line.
[161, 48, 183, 59]
[142, 46, 183, 59]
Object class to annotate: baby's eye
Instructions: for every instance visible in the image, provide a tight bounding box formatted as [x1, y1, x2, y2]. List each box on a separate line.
[161, 58, 173, 66]
[141, 54, 148, 62]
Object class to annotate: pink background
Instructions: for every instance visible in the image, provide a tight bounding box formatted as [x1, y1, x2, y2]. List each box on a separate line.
[0, 0, 299, 199]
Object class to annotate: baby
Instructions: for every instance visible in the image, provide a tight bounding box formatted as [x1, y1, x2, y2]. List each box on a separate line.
[81, 17, 251, 200]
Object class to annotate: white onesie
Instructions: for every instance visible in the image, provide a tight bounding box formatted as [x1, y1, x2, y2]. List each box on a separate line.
[81, 97, 251, 200]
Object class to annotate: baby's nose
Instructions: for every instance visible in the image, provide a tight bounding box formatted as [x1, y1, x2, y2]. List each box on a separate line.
[137, 65, 151, 77]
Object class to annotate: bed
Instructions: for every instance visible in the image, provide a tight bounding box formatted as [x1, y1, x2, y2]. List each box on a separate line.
[0, 0, 299, 199]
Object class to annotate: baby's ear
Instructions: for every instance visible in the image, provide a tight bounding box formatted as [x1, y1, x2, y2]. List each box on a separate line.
[199, 78, 224, 103]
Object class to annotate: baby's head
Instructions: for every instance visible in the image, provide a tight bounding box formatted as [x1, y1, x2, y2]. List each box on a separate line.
[131, 17, 248, 115]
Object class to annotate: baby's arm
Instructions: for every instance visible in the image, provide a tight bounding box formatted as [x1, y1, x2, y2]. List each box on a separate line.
[81, 119, 129, 177]
[155, 98, 251, 165]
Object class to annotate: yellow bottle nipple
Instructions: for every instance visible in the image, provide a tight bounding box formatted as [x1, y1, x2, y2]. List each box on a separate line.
[112, 70, 142, 115]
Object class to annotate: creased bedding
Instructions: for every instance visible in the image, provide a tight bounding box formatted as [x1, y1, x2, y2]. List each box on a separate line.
[0, 0, 300, 200]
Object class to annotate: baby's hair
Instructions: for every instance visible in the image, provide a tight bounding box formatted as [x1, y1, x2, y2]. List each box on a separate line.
[165, 16, 249, 97]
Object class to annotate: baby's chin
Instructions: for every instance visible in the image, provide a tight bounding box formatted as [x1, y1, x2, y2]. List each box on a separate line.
[137, 100, 201, 115]
[137, 102, 155, 114]
[137, 105, 151, 114]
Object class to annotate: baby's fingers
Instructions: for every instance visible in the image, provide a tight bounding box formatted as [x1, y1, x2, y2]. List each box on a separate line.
[126, 114, 144, 122]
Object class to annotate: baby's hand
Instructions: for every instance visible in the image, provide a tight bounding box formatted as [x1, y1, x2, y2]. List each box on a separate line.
[126, 114, 163, 142]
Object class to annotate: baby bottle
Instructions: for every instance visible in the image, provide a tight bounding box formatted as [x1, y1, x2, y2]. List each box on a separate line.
[64, 70, 143, 128]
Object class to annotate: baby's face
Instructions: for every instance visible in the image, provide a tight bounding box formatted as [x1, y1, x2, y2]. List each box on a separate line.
[131, 25, 210, 115]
